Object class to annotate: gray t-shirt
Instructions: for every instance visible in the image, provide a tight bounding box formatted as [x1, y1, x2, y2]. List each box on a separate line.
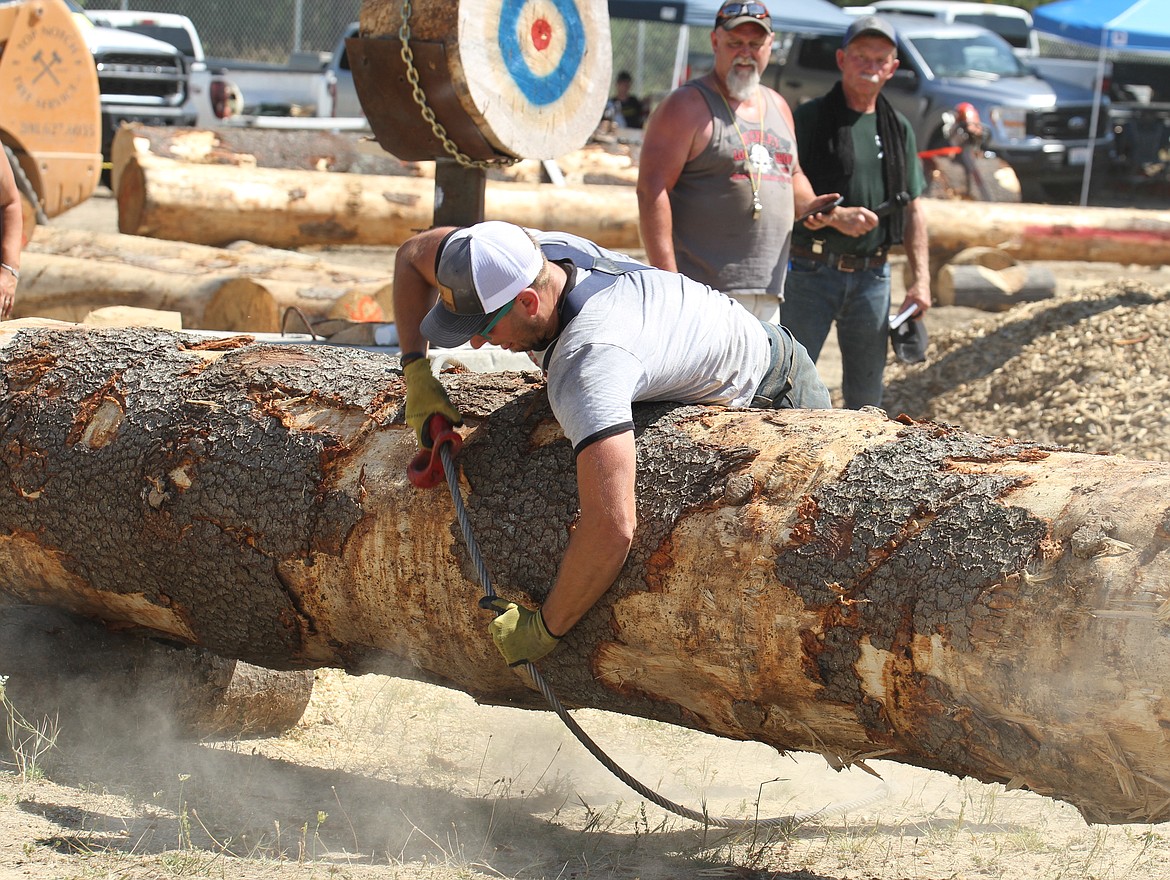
[669, 78, 798, 298]
[530, 231, 770, 454]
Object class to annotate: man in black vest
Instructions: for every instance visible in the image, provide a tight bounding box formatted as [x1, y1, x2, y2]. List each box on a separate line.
[783, 15, 931, 409]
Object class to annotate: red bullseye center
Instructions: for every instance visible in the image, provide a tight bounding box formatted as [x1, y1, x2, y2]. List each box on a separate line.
[530, 18, 552, 51]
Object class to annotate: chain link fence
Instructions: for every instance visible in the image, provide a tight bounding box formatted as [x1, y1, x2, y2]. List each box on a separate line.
[79, 0, 362, 62]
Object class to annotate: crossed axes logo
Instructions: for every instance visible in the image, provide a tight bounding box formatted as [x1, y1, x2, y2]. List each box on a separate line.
[31, 48, 63, 86]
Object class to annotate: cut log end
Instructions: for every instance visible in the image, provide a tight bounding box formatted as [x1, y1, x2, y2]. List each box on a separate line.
[204, 277, 280, 332]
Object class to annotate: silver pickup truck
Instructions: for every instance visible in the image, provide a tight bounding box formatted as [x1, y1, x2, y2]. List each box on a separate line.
[770, 15, 1112, 202]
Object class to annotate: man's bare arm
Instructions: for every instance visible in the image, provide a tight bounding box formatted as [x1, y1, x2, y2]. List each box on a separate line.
[899, 197, 932, 316]
[392, 226, 457, 355]
[539, 431, 637, 637]
[636, 90, 708, 273]
[0, 156, 22, 320]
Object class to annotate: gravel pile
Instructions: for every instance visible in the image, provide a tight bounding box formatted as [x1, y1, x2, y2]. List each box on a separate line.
[883, 280, 1170, 462]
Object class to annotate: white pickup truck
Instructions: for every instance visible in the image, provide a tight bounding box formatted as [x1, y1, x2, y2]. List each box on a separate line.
[773, 14, 1112, 203]
[63, 1, 197, 162]
[87, 13, 363, 128]
[207, 21, 365, 126]
[84, 9, 241, 128]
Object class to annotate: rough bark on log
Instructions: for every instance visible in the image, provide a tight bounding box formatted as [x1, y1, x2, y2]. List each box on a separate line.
[0, 323, 1168, 825]
[115, 153, 640, 249]
[20, 226, 393, 330]
[0, 603, 313, 739]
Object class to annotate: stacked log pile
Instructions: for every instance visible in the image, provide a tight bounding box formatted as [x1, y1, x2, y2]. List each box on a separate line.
[112, 126, 1170, 274]
[20, 225, 394, 331]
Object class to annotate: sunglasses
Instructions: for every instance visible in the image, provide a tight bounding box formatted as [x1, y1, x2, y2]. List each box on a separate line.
[716, 2, 770, 23]
[481, 298, 515, 338]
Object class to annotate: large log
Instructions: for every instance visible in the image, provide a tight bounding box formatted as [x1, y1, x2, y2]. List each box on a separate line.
[114, 151, 1170, 264]
[921, 198, 1170, 266]
[110, 125, 639, 189]
[108, 125, 426, 196]
[357, 0, 610, 161]
[115, 153, 641, 249]
[0, 322, 1167, 825]
[20, 226, 394, 330]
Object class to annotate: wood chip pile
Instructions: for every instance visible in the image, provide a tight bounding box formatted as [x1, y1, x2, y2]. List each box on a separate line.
[883, 281, 1170, 462]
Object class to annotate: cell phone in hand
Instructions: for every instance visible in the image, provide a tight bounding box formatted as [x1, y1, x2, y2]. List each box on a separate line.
[797, 194, 844, 224]
[888, 303, 919, 330]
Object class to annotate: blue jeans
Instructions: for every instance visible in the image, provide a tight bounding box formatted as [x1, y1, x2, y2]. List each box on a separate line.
[782, 258, 892, 409]
[752, 321, 832, 409]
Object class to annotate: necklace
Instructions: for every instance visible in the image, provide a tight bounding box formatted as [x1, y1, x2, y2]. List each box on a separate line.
[718, 84, 766, 220]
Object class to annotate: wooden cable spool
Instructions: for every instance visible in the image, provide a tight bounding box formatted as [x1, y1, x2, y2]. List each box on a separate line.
[352, 0, 611, 162]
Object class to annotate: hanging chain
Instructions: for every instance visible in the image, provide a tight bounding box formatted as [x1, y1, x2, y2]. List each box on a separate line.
[5, 145, 49, 226]
[398, 0, 519, 169]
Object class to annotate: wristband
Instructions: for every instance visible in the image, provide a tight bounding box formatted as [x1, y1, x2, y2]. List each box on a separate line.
[0, 263, 18, 280]
[399, 351, 426, 366]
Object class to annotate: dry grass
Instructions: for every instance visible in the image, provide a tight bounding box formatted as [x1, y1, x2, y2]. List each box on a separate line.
[4, 669, 1170, 880]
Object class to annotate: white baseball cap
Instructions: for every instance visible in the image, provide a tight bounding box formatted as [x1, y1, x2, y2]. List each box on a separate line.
[421, 221, 544, 347]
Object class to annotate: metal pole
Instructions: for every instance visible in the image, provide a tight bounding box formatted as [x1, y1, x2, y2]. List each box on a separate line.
[635, 21, 645, 95]
[672, 25, 689, 89]
[293, 0, 303, 54]
[1079, 29, 1111, 207]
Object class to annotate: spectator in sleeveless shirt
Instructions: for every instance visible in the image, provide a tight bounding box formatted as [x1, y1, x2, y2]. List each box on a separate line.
[636, 1, 838, 323]
[394, 221, 829, 667]
[783, 16, 932, 410]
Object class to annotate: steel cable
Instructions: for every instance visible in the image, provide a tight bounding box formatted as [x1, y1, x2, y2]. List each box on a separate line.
[437, 443, 891, 829]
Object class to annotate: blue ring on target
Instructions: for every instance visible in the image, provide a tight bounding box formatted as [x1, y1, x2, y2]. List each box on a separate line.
[497, 0, 585, 106]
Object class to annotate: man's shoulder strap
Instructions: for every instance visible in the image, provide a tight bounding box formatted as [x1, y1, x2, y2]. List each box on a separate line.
[538, 242, 651, 370]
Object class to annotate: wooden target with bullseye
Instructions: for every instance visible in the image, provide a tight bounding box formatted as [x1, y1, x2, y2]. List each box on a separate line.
[356, 0, 611, 161]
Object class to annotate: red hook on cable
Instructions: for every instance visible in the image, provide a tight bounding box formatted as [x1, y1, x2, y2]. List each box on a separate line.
[406, 415, 463, 488]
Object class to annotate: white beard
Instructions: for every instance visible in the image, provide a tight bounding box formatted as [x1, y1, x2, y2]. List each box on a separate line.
[726, 64, 761, 103]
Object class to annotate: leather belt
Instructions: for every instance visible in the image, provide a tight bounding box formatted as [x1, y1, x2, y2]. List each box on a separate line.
[791, 245, 887, 273]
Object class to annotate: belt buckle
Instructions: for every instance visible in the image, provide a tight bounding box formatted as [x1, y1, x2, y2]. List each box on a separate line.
[834, 253, 855, 273]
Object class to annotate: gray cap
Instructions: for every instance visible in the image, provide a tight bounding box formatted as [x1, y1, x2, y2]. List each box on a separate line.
[844, 14, 897, 48]
[890, 316, 928, 364]
[420, 221, 543, 348]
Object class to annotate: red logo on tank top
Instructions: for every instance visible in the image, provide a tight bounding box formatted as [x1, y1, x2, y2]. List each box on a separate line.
[732, 130, 794, 184]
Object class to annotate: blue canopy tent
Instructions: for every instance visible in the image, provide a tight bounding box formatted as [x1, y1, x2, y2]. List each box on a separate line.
[608, 0, 851, 91]
[1033, 0, 1170, 203]
[1033, 0, 1170, 54]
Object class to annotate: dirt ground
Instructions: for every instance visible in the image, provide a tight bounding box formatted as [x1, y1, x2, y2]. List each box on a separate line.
[2, 190, 1170, 880]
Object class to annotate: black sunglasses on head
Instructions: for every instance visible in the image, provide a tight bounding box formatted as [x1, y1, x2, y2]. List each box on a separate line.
[716, 2, 770, 22]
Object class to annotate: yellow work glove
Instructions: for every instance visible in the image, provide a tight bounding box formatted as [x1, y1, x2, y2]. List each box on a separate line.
[403, 356, 461, 448]
[482, 598, 561, 666]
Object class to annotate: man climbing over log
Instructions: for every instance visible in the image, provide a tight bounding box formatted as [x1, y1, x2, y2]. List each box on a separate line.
[393, 221, 830, 666]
